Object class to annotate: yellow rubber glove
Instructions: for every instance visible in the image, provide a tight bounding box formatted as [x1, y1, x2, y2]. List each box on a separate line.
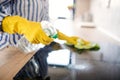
[2, 16, 53, 45]
[57, 30, 78, 45]
[24, 21, 53, 44]
[2, 16, 28, 34]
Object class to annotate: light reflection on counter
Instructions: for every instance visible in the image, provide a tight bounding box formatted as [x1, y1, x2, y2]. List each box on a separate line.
[47, 49, 71, 66]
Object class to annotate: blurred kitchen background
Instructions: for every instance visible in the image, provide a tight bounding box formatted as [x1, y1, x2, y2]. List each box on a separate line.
[47, 0, 120, 80]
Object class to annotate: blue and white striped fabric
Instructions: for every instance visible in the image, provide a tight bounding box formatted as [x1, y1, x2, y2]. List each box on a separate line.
[0, 0, 49, 49]
[9, 33, 22, 46]
[11, 0, 49, 21]
[0, 32, 9, 49]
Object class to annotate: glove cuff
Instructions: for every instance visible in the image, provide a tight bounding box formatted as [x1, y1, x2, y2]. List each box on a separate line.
[41, 21, 58, 38]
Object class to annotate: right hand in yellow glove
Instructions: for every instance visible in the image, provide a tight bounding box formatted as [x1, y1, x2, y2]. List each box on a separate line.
[2, 16, 53, 45]
[57, 30, 100, 50]
[57, 30, 78, 45]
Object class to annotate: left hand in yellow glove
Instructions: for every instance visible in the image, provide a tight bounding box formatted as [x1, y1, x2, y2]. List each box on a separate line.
[2, 16, 53, 45]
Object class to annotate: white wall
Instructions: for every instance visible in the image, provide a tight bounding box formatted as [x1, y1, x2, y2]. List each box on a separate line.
[90, 0, 120, 41]
[75, 0, 91, 21]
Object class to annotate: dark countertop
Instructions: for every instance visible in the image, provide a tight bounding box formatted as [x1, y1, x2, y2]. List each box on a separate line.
[48, 42, 120, 80]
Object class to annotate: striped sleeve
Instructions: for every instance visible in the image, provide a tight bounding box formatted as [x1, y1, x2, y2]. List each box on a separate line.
[0, 0, 11, 31]
[0, 1, 11, 50]
[0, 13, 8, 31]
[0, 0, 11, 18]
[9, 34, 22, 46]
[0, 32, 9, 50]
